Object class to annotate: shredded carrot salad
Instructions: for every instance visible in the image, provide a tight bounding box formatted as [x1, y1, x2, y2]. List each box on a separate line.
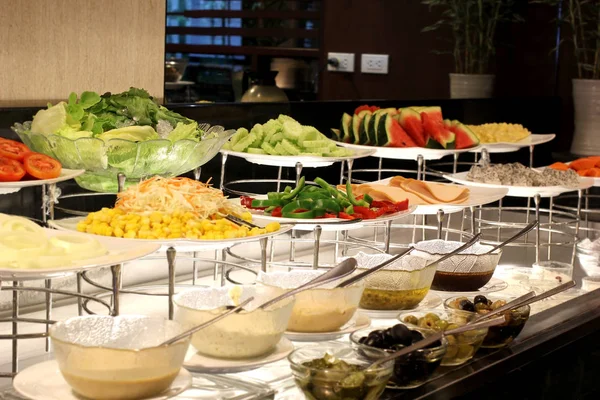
[115, 177, 246, 219]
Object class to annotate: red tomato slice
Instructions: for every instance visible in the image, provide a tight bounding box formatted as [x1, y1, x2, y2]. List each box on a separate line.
[22, 153, 62, 180]
[0, 157, 26, 182]
[0, 139, 31, 162]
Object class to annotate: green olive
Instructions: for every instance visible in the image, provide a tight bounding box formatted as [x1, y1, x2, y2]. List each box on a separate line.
[424, 313, 441, 321]
[445, 343, 459, 359]
[475, 302, 489, 312]
[418, 317, 437, 329]
[434, 319, 449, 331]
[491, 300, 507, 310]
[403, 315, 419, 325]
[446, 323, 460, 331]
[446, 335, 458, 346]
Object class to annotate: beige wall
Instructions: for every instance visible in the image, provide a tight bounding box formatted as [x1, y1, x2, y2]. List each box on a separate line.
[0, 0, 166, 106]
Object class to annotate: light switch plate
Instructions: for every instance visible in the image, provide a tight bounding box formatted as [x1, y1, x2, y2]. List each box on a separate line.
[361, 54, 389, 74]
[327, 52, 355, 72]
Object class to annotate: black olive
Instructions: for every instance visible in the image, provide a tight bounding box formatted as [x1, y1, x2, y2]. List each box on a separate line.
[358, 336, 368, 344]
[474, 295, 488, 305]
[383, 327, 395, 342]
[364, 336, 379, 347]
[390, 324, 413, 346]
[459, 299, 476, 312]
[368, 329, 384, 339]
[366, 331, 386, 348]
[390, 343, 405, 352]
[410, 330, 424, 344]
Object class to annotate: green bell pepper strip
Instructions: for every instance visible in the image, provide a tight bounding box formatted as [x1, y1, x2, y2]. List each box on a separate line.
[346, 181, 369, 207]
[281, 177, 306, 201]
[313, 199, 341, 213]
[298, 190, 331, 200]
[363, 193, 374, 205]
[314, 177, 351, 207]
[284, 186, 292, 193]
[267, 192, 284, 200]
[345, 204, 354, 214]
[264, 205, 277, 213]
[281, 199, 315, 219]
[251, 198, 284, 208]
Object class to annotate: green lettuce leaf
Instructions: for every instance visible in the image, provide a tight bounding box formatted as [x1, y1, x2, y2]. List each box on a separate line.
[30, 102, 70, 135]
[167, 121, 200, 142]
[97, 126, 160, 142]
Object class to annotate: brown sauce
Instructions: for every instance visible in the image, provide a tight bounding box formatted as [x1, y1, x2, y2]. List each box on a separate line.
[431, 270, 494, 291]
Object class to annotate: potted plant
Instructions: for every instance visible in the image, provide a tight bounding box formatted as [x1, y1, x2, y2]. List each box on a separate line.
[422, 0, 523, 98]
[536, 0, 600, 155]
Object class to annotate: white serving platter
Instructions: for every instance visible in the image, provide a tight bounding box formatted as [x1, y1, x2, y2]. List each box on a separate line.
[443, 171, 594, 198]
[49, 217, 294, 251]
[472, 134, 556, 153]
[0, 168, 84, 195]
[540, 161, 600, 187]
[336, 141, 480, 161]
[221, 147, 375, 168]
[0, 228, 161, 281]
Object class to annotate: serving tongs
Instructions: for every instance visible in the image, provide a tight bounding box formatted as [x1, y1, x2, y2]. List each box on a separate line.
[367, 316, 507, 370]
[223, 214, 263, 229]
[471, 280, 576, 323]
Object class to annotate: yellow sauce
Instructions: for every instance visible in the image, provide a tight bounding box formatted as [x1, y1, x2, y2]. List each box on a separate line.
[287, 307, 357, 333]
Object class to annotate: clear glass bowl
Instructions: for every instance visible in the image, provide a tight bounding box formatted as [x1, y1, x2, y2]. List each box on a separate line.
[444, 293, 530, 349]
[348, 252, 436, 310]
[413, 240, 502, 292]
[49, 315, 190, 400]
[173, 285, 294, 359]
[13, 121, 234, 192]
[288, 342, 393, 400]
[257, 269, 364, 333]
[349, 323, 447, 389]
[397, 309, 487, 366]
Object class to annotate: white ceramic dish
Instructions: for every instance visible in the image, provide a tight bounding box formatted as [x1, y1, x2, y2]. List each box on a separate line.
[430, 277, 508, 298]
[221, 147, 375, 168]
[335, 141, 480, 160]
[48, 217, 293, 251]
[284, 312, 371, 342]
[183, 337, 294, 374]
[0, 228, 160, 281]
[358, 291, 443, 319]
[372, 177, 508, 215]
[471, 134, 556, 153]
[443, 171, 593, 198]
[12, 360, 191, 400]
[0, 168, 85, 195]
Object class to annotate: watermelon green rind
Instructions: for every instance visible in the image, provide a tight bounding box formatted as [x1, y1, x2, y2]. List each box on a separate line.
[449, 120, 480, 149]
[377, 114, 416, 147]
[420, 108, 455, 149]
[351, 110, 370, 144]
[340, 113, 353, 143]
[360, 112, 374, 145]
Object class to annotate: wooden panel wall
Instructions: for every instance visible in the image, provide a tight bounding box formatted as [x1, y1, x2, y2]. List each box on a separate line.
[0, 0, 166, 107]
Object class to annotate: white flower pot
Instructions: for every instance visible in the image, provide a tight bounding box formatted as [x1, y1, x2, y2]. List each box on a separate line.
[571, 79, 600, 156]
[449, 73, 495, 99]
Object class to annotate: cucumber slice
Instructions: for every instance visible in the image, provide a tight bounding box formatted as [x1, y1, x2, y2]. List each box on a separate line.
[222, 142, 231, 150]
[247, 148, 266, 154]
[269, 132, 284, 144]
[299, 152, 323, 156]
[278, 114, 296, 124]
[309, 147, 334, 155]
[281, 139, 301, 155]
[261, 142, 279, 155]
[283, 120, 303, 141]
[232, 133, 257, 152]
[299, 126, 320, 142]
[230, 128, 248, 147]
[250, 130, 264, 148]
[302, 140, 332, 149]
[275, 142, 289, 155]
[329, 148, 350, 157]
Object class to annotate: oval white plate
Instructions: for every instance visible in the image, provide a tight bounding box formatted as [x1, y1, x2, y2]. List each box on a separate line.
[335, 142, 480, 161]
[358, 291, 443, 319]
[443, 171, 594, 198]
[371, 177, 508, 215]
[430, 277, 508, 298]
[284, 312, 371, 342]
[471, 134, 556, 153]
[49, 217, 293, 251]
[0, 228, 160, 281]
[183, 337, 294, 374]
[13, 360, 192, 400]
[221, 148, 375, 168]
[0, 168, 84, 195]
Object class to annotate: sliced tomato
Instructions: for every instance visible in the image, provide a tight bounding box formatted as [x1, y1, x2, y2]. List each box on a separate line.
[22, 153, 61, 180]
[0, 157, 26, 182]
[0, 139, 31, 162]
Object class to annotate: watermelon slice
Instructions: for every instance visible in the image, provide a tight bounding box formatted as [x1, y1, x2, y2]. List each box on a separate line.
[339, 113, 353, 143]
[351, 110, 370, 144]
[377, 114, 416, 147]
[398, 108, 427, 147]
[359, 112, 374, 144]
[368, 108, 396, 146]
[421, 107, 455, 149]
[446, 120, 480, 149]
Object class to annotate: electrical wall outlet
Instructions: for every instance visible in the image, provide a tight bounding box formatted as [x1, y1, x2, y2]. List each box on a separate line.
[361, 54, 389, 74]
[327, 52, 355, 72]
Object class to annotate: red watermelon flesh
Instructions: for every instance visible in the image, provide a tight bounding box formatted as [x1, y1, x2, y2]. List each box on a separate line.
[447, 120, 480, 149]
[421, 110, 455, 149]
[398, 108, 426, 147]
[378, 114, 416, 147]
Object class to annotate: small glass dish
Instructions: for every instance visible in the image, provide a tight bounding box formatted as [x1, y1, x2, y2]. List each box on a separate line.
[397, 309, 487, 366]
[444, 293, 530, 349]
[532, 260, 573, 283]
[288, 342, 393, 400]
[582, 275, 600, 292]
[49, 315, 190, 400]
[257, 269, 364, 333]
[174, 285, 294, 359]
[349, 323, 447, 389]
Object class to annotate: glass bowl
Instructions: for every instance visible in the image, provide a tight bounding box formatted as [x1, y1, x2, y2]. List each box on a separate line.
[349, 323, 447, 389]
[257, 269, 364, 333]
[349, 252, 436, 310]
[49, 315, 190, 400]
[444, 293, 530, 348]
[13, 122, 234, 192]
[288, 342, 393, 400]
[413, 240, 502, 291]
[397, 309, 487, 366]
[173, 285, 294, 359]
[575, 236, 600, 276]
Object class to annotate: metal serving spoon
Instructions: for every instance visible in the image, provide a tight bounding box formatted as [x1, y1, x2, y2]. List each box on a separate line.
[368, 316, 506, 370]
[335, 247, 414, 289]
[483, 221, 539, 255]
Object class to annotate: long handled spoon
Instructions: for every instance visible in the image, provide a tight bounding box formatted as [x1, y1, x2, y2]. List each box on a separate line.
[336, 247, 414, 289]
[368, 316, 506, 370]
[483, 221, 539, 255]
[159, 297, 254, 346]
[425, 233, 482, 268]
